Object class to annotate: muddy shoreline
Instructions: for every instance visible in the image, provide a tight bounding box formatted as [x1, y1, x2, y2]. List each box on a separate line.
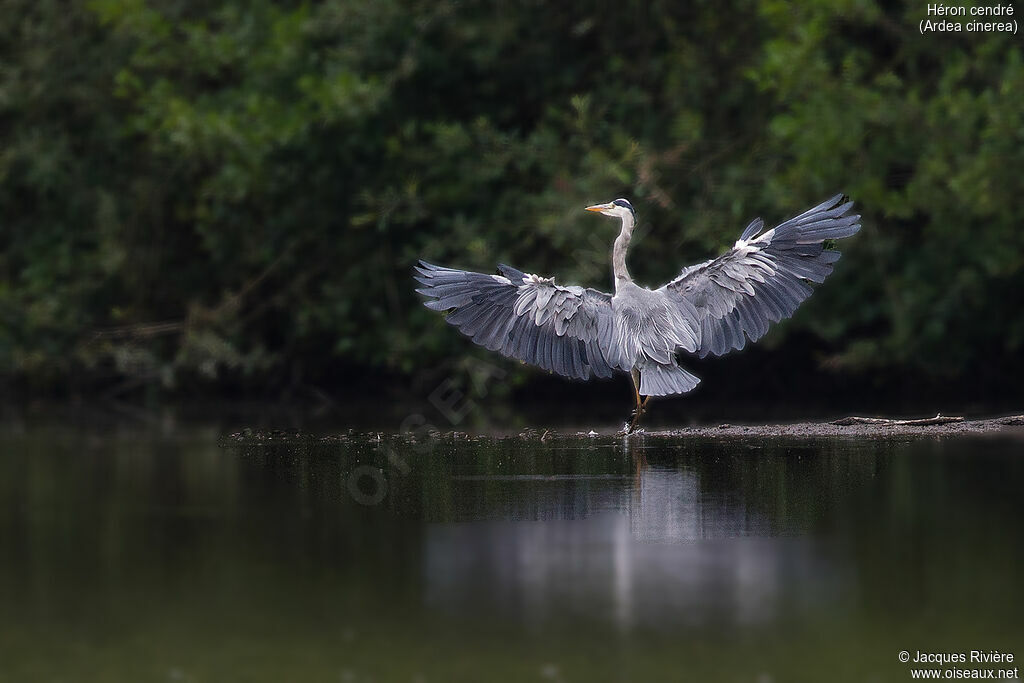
[224, 414, 1024, 445]
[637, 415, 1024, 439]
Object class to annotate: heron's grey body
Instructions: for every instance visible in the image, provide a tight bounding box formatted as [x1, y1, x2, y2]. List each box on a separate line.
[415, 194, 860, 427]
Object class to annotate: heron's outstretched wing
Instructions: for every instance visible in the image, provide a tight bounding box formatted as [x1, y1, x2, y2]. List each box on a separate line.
[414, 261, 619, 379]
[658, 194, 861, 358]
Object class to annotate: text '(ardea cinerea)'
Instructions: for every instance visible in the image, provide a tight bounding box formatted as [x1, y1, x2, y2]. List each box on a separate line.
[415, 195, 860, 432]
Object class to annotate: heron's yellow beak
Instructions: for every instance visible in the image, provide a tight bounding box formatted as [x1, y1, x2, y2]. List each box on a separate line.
[585, 203, 609, 213]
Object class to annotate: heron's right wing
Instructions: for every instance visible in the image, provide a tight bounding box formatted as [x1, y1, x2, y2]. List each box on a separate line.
[414, 261, 620, 380]
[658, 194, 861, 358]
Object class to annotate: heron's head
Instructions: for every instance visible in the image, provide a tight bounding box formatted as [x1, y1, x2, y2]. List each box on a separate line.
[585, 198, 636, 221]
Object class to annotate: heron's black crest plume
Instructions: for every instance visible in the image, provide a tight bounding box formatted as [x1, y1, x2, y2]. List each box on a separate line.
[612, 199, 635, 218]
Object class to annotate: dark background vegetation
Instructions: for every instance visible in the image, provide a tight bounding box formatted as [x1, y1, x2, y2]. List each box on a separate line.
[1, 0, 1021, 412]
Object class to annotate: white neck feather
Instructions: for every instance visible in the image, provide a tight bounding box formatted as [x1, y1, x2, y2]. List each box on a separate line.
[612, 212, 635, 286]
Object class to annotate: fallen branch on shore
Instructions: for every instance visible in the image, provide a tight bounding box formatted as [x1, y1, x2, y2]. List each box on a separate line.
[831, 413, 964, 426]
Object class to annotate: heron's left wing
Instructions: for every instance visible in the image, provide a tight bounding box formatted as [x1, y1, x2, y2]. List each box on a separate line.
[414, 261, 620, 379]
[658, 194, 861, 358]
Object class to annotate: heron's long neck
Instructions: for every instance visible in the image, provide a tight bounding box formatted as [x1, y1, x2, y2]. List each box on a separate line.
[612, 213, 635, 286]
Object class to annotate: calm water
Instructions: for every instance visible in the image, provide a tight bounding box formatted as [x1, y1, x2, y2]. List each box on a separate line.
[0, 426, 1022, 682]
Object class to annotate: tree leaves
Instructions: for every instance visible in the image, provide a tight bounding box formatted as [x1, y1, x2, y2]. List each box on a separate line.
[0, 0, 1021, 394]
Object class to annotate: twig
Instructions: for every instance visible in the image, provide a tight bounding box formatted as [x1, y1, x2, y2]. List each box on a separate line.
[831, 413, 964, 426]
[91, 320, 184, 340]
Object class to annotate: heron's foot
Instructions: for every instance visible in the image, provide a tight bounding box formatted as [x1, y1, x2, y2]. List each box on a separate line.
[618, 419, 643, 435]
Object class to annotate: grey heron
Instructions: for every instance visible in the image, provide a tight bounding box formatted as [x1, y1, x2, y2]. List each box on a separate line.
[415, 195, 860, 432]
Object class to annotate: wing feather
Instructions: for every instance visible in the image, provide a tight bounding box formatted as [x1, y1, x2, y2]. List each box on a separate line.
[658, 194, 861, 358]
[415, 261, 621, 380]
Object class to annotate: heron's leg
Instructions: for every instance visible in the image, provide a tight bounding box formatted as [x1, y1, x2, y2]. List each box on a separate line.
[628, 402, 647, 433]
[627, 369, 644, 433]
[630, 368, 642, 408]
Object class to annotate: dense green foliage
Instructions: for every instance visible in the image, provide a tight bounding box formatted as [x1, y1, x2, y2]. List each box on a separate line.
[1, 0, 1021, 397]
